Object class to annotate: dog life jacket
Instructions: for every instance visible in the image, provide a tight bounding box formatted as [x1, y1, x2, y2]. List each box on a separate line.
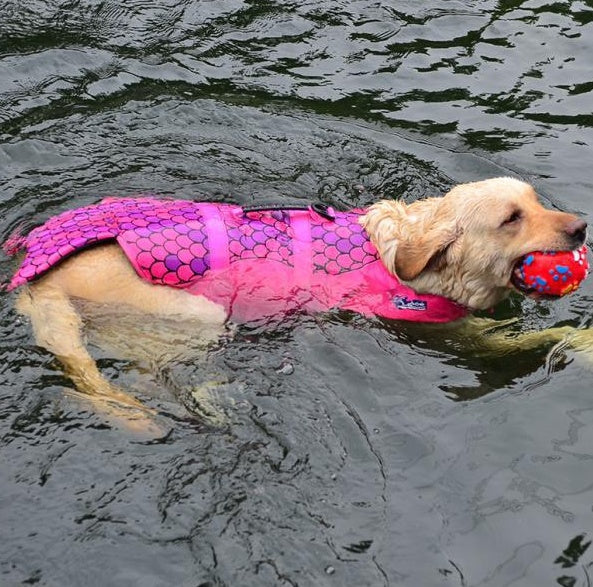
[7, 198, 468, 323]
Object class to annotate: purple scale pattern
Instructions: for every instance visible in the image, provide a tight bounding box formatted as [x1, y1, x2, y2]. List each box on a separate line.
[11, 200, 122, 284]
[9, 199, 377, 290]
[311, 212, 377, 275]
[10, 198, 212, 288]
[124, 201, 210, 287]
[228, 210, 293, 265]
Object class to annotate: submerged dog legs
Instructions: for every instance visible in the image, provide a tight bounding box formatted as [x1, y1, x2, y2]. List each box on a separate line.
[16, 281, 145, 410]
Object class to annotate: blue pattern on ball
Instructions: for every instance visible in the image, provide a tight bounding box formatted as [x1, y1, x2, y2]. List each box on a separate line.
[513, 245, 588, 296]
[518, 254, 576, 293]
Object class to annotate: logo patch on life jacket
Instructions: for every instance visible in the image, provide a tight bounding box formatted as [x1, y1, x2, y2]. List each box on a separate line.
[393, 295, 427, 311]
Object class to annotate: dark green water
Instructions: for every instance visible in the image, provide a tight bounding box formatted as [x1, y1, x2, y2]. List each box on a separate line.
[2, 1, 593, 585]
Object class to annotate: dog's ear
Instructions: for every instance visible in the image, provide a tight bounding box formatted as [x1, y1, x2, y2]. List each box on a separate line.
[362, 198, 462, 281]
[393, 223, 460, 281]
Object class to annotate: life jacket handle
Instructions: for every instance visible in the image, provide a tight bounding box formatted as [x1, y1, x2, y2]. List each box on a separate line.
[242, 202, 336, 221]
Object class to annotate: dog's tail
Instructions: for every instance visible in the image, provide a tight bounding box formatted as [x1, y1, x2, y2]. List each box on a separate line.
[1, 229, 27, 292]
[2, 229, 26, 257]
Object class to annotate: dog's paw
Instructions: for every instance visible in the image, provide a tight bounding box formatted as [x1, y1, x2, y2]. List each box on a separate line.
[63, 386, 169, 439]
[188, 380, 232, 426]
[565, 328, 593, 364]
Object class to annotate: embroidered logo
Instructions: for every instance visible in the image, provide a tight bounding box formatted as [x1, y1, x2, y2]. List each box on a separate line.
[393, 295, 427, 311]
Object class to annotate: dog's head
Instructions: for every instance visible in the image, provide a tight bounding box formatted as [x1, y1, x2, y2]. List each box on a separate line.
[361, 177, 587, 309]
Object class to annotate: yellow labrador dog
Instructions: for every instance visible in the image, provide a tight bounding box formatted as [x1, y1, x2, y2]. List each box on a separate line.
[8, 177, 591, 417]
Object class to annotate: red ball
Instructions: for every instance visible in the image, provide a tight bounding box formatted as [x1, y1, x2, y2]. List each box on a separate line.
[512, 245, 589, 297]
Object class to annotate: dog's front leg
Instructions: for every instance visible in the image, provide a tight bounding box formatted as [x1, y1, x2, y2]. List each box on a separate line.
[556, 327, 593, 361]
[455, 317, 574, 355]
[16, 281, 145, 410]
[458, 317, 593, 366]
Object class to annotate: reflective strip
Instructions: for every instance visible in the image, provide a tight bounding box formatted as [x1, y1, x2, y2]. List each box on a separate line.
[199, 204, 230, 270]
[290, 210, 312, 285]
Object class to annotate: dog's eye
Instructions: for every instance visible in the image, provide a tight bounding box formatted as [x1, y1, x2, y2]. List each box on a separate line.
[501, 210, 522, 226]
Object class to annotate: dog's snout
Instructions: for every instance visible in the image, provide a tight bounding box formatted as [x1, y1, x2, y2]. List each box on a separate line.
[565, 218, 588, 245]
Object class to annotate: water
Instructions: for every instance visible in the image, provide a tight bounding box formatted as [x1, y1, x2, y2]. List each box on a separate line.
[1, 1, 593, 585]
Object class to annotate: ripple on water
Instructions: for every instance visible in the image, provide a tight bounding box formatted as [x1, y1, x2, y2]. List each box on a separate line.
[2, 0, 593, 585]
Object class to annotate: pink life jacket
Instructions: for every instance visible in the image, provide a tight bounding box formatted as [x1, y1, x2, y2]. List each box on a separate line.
[7, 197, 468, 323]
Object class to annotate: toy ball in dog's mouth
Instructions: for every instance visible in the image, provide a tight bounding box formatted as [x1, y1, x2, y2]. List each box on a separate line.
[511, 245, 589, 298]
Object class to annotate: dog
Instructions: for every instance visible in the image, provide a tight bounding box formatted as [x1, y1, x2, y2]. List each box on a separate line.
[5, 177, 590, 418]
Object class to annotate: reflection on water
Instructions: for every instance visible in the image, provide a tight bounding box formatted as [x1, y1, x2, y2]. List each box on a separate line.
[2, 1, 593, 585]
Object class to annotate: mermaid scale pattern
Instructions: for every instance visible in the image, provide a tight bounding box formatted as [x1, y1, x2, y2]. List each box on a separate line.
[8, 198, 377, 290]
[9, 198, 214, 288]
[9, 199, 123, 285]
[311, 213, 376, 274]
[119, 200, 211, 286]
[228, 210, 293, 265]
[8, 197, 470, 323]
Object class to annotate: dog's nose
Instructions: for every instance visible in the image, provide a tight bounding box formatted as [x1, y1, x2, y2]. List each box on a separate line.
[565, 218, 588, 245]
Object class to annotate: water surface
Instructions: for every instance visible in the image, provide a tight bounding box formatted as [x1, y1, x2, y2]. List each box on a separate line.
[1, 1, 593, 585]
